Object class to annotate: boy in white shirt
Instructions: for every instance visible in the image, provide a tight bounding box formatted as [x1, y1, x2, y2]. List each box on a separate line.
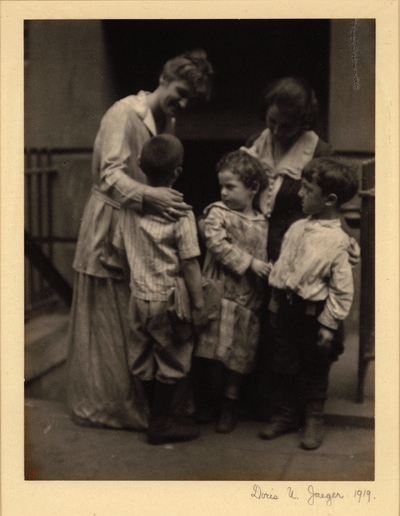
[259, 157, 359, 450]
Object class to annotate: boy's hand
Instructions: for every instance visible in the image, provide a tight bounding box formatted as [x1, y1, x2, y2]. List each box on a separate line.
[317, 326, 335, 350]
[191, 306, 208, 331]
[251, 259, 273, 278]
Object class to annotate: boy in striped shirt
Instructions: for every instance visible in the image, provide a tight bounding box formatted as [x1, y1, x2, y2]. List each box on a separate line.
[113, 134, 207, 444]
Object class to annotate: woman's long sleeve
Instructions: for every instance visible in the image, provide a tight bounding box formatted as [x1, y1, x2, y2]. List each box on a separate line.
[93, 102, 148, 210]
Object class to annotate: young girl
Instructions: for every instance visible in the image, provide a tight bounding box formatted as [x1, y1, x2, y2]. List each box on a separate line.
[195, 150, 272, 433]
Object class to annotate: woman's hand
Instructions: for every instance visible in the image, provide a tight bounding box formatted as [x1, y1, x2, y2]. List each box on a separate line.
[143, 186, 192, 221]
[348, 237, 361, 267]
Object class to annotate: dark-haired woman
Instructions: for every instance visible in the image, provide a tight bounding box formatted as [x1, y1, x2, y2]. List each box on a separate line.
[245, 76, 337, 262]
[241, 77, 359, 432]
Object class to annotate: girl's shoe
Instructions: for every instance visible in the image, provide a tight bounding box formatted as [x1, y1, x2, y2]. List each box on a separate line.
[215, 397, 236, 433]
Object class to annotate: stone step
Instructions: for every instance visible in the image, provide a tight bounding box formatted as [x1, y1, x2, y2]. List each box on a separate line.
[25, 312, 70, 382]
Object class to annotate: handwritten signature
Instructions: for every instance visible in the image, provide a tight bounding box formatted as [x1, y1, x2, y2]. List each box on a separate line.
[307, 484, 344, 506]
[251, 484, 278, 500]
[251, 484, 346, 506]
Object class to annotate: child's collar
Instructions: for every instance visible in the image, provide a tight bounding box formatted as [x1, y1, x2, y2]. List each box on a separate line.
[306, 216, 342, 228]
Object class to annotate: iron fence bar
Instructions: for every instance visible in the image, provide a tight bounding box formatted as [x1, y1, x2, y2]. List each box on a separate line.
[24, 230, 72, 307]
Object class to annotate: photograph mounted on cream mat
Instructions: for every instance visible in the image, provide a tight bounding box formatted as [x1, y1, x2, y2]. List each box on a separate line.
[1, 1, 398, 516]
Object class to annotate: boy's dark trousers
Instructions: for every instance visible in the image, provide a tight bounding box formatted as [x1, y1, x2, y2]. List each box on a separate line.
[267, 290, 344, 430]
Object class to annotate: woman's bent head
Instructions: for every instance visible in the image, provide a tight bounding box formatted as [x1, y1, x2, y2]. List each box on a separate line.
[264, 77, 319, 146]
[160, 49, 214, 104]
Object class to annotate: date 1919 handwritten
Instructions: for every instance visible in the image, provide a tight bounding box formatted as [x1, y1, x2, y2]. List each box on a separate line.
[251, 484, 372, 506]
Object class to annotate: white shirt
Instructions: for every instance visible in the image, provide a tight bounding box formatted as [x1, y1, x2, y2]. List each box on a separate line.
[268, 217, 354, 329]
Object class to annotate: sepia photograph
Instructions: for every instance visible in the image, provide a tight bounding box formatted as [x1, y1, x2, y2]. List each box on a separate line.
[1, 2, 398, 515]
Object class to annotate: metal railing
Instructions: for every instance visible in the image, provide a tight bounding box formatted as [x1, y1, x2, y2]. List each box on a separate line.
[24, 148, 72, 313]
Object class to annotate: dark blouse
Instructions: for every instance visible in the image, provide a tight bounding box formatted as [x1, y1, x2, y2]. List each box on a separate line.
[245, 135, 335, 262]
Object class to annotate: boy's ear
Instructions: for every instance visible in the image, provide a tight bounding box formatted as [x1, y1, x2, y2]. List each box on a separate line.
[326, 193, 338, 206]
[173, 166, 183, 180]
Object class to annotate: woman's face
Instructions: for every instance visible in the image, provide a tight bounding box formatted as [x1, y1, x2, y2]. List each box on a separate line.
[266, 104, 304, 146]
[158, 79, 193, 118]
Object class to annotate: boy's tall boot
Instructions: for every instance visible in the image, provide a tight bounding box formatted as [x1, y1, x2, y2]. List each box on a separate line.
[147, 380, 200, 445]
[301, 398, 325, 450]
[300, 360, 331, 449]
[258, 373, 300, 440]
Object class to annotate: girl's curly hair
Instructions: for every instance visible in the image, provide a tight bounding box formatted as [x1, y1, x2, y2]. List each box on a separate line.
[216, 149, 268, 196]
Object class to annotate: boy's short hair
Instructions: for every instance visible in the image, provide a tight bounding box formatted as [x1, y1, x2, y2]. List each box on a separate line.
[216, 149, 268, 192]
[302, 157, 359, 206]
[140, 135, 184, 181]
[161, 49, 214, 102]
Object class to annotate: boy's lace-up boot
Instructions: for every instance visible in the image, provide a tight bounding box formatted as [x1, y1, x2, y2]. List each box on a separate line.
[301, 399, 325, 450]
[258, 406, 299, 440]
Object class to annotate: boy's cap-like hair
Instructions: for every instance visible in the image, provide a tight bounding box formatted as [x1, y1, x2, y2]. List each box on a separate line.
[216, 149, 268, 191]
[302, 156, 359, 206]
[140, 135, 184, 179]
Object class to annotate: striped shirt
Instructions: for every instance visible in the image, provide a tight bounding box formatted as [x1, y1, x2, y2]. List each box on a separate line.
[114, 209, 200, 301]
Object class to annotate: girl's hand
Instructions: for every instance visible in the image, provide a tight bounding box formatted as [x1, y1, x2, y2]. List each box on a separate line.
[348, 237, 361, 267]
[191, 306, 208, 331]
[143, 186, 192, 221]
[251, 258, 273, 278]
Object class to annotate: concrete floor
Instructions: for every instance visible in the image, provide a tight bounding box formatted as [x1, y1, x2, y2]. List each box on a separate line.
[24, 315, 375, 482]
[25, 397, 374, 482]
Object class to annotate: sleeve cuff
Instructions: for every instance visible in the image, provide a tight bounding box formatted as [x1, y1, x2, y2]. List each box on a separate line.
[317, 311, 340, 330]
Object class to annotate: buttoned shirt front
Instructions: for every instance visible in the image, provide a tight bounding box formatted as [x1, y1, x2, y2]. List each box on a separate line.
[268, 217, 353, 329]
